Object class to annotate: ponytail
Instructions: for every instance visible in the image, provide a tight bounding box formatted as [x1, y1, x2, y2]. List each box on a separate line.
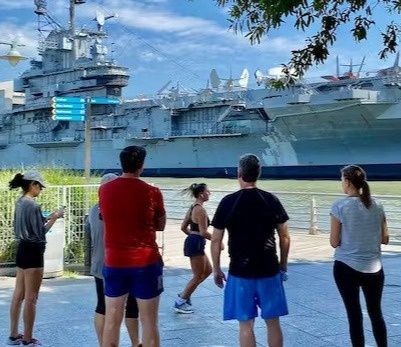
[9, 173, 31, 192]
[181, 183, 207, 198]
[341, 165, 372, 208]
[360, 180, 372, 208]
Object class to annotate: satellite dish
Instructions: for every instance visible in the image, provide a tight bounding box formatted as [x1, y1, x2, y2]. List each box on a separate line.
[210, 69, 221, 89]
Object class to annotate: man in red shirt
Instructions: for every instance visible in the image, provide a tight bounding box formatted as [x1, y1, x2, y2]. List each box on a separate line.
[99, 146, 166, 347]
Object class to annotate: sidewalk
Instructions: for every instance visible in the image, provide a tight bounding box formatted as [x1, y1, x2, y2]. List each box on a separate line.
[1, 221, 401, 346]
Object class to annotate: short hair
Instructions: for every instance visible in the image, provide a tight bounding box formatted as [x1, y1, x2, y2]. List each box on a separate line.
[239, 154, 261, 182]
[119, 146, 146, 173]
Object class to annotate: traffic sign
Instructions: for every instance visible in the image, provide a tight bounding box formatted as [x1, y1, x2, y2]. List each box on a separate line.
[52, 109, 85, 115]
[54, 115, 85, 122]
[90, 97, 120, 105]
[53, 97, 86, 103]
[53, 103, 86, 110]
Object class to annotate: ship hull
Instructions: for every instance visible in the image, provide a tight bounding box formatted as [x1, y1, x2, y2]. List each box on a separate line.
[2, 127, 401, 179]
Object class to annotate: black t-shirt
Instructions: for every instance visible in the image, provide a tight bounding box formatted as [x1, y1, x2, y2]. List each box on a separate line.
[212, 188, 289, 278]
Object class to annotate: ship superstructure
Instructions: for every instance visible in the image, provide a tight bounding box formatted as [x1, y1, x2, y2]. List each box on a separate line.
[1, 1, 401, 179]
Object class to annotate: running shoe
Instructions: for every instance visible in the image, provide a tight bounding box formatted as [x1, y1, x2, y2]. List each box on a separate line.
[174, 301, 194, 314]
[22, 339, 42, 346]
[6, 334, 23, 345]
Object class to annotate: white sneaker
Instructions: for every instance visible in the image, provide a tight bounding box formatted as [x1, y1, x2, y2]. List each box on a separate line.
[174, 301, 194, 314]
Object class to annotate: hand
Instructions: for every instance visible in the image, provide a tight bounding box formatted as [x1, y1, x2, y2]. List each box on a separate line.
[280, 270, 288, 282]
[52, 208, 64, 219]
[213, 269, 226, 288]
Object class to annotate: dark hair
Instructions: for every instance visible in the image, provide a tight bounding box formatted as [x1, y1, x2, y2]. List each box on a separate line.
[181, 183, 207, 198]
[9, 173, 32, 193]
[239, 154, 261, 183]
[120, 146, 146, 173]
[341, 165, 371, 208]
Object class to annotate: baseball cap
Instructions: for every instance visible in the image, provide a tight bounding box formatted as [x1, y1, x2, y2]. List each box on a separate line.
[100, 173, 118, 185]
[23, 171, 46, 188]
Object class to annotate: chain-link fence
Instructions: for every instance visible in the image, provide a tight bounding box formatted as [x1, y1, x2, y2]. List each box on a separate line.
[1, 186, 401, 266]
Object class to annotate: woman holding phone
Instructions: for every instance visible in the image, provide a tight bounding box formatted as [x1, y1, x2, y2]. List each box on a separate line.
[7, 171, 64, 346]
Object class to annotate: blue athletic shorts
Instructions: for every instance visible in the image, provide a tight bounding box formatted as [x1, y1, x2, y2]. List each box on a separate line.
[184, 234, 206, 257]
[223, 273, 288, 321]
[103, 261, 163, 299]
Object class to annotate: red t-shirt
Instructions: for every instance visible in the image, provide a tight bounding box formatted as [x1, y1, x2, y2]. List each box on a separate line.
[99, 177, 166, 268]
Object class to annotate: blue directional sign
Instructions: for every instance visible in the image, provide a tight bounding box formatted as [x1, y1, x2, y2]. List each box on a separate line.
[53, 97, 86, 103]
[55, 115, 85, 121]
[90, 97, 121, 105]
[51, 96, 86, 121]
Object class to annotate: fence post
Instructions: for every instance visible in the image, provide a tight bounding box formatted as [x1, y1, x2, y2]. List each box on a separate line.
[62, 186, 69, 246]
[309, 196, 319, 235]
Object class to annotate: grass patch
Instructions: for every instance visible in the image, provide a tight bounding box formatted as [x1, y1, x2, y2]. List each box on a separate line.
[62, 270, 79, 279]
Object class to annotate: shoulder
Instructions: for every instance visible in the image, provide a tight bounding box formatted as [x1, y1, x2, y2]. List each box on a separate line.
[19, 197, 39, 211]
[331, 197, 349, 209]
[257, 189, 283, 205]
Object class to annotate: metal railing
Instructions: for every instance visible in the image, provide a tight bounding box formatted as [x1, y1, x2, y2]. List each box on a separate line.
[1, 186, 400, 266]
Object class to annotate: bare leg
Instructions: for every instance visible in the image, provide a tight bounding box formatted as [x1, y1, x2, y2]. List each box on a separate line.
[137, 296, 160, 347]
[94, 313, 105, 346]
[102, 294, 127, 347]
[9, 268, 25, 337]
[125, 318, 140, 347]
[239, 319, 256, 347]
[180, 255, 212, 300]
[265, 318, 283, 347]
[22, 268, 43, 341]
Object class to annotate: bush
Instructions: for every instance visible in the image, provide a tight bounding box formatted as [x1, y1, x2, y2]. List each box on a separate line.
[0, 240, 17, 263]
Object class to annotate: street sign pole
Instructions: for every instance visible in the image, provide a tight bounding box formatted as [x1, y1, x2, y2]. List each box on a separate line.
[84, 97, 92, 184]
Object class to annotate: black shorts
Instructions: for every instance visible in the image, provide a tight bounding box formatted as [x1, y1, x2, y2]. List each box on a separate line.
[15, 240, 46, 269]
[184, 234, 206, 257]
[95, 277, 139, 318]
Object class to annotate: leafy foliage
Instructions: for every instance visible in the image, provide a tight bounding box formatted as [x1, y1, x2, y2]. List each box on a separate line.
[215, 0, 401, 86]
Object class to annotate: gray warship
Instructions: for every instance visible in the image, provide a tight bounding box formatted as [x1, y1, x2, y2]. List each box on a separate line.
[1, 0, 401, 179]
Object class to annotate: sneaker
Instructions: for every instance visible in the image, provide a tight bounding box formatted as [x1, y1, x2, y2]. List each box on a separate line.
[174, 301, 194, 314]
[177, 293, 192, 306]
[22, 339, 41, 346]
[6, 334, 23, 345]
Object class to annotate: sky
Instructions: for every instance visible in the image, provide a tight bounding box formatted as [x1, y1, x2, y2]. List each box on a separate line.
[0, 0, 400, 97]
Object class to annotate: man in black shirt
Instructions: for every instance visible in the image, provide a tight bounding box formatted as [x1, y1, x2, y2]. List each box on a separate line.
[211, 154, 290, 347]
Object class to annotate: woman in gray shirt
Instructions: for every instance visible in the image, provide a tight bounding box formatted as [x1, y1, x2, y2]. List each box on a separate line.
[330, 165, 389, 347]
[7, 172, 63, 347]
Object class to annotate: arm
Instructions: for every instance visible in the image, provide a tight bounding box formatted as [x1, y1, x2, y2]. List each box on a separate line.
[194, 206, 212, 240]
[181, 209, 191, 235]
[381, 216, 389, 245]
[154, 188, 166, 231]
[44, 210, 63, 232]
[276, 222, 290, 272]
[211, 227, 226, 288]
[330, 215, 341, 248]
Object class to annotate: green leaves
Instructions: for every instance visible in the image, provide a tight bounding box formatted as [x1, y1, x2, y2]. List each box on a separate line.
[215, 0, 401, 87]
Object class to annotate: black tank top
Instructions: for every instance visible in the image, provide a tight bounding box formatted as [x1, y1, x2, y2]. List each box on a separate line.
[189, 203, 210, 232]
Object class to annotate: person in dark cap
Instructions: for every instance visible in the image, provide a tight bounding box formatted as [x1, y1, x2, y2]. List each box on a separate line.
[7, 171, 64, 346]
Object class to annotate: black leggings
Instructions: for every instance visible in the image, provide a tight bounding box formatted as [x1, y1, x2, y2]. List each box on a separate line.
[334, 261, 387, 347]
[95, 277, 139, 318]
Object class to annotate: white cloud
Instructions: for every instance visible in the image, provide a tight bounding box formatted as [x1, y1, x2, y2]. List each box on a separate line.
[0, 0, 32, 10]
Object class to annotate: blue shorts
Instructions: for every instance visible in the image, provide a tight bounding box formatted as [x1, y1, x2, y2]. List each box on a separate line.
[224, 273, 288, 321]
[103, 261, 163, 299]
[184, 234, 206, 257]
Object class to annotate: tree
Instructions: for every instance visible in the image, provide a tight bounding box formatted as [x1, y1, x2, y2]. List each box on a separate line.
[216, 0, 401, 86]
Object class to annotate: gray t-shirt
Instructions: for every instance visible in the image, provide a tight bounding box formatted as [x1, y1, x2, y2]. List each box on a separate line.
[14, 196, 46, 243]
[331, 196, 385, 273]
[86, 203, 104, 279]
